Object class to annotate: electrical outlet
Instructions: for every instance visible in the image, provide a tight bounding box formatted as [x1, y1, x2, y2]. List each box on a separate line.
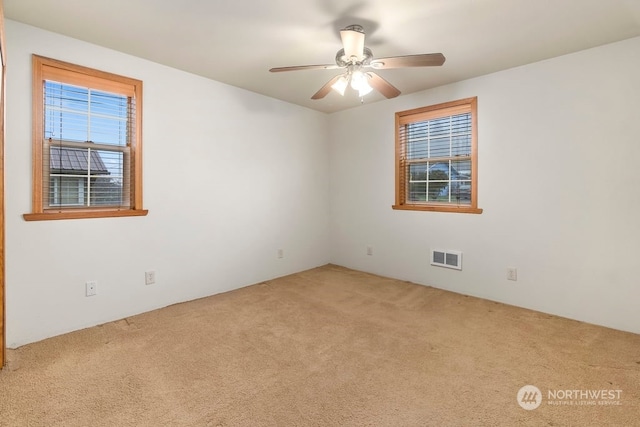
[507, 267, 518, 281]
[145, 271, 156, 285]
[277, 249, 284, 259]
[85, 281, 97, 297]
[366, 246, 373, 256]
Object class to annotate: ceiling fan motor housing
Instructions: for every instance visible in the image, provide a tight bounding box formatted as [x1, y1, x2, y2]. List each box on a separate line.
[335, 47, 373, 67]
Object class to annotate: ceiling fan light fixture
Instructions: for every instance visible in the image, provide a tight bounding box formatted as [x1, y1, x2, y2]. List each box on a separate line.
[350, 70, 371, 93]
[358, 83, 373, 97]
[331, 75, 349, 96]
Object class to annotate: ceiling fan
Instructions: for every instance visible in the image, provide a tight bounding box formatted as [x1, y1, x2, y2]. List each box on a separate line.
[269, 24, 446, 100]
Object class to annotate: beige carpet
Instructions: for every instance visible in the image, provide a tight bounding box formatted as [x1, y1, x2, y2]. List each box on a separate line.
[1, 264, 638, 426]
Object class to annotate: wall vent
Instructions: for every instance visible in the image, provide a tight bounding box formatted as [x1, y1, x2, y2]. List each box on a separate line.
[431, 249, 462, 270]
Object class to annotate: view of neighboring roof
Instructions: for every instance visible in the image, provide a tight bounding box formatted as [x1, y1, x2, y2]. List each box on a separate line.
[49, 146, 110, 175]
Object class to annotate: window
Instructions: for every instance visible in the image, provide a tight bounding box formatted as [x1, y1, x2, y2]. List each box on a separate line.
[24, 55, 147, 221]
[393, 97, 482, 214]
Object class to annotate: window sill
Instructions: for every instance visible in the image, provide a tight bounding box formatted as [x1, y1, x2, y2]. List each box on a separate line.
[392, 204, 483, 214]
[23, 209, 149, 221]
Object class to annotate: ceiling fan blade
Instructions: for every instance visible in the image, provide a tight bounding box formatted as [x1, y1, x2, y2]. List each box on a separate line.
[367, 72, 401, 99]
[270, 64, 340, 72]
[340, 26, 365, 60]
[311, 75, 343, 100]
[370, 53, 446, 69]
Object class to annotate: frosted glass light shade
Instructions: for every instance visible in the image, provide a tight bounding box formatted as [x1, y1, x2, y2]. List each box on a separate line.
[331, 75, 349, 96]
[350, 70, 372, 96]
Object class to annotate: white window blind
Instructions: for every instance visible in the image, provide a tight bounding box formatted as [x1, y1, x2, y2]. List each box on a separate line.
[42, 80, 134, 209]
[401, 112, 472, 205]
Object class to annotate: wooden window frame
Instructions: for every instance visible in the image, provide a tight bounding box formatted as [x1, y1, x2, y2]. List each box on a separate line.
[393, 97, 482, 214]
[24, 55, 148, 221]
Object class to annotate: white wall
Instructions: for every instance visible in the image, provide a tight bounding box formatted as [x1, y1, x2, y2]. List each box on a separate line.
[6, 19, 639, 347]
[5, 20, 331, 347]
[329, 37, 640, 334]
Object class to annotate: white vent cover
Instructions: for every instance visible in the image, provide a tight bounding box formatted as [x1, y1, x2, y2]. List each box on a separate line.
[431, 249, 462, 270]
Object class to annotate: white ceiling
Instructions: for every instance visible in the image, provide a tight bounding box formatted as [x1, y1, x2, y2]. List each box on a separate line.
[5, 0, 640, 113]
